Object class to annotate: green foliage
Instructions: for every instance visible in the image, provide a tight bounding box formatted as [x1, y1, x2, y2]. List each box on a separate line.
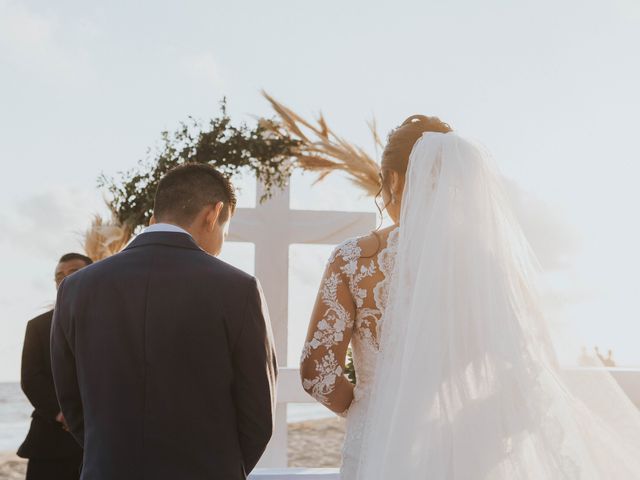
[99, 99, 300, 231]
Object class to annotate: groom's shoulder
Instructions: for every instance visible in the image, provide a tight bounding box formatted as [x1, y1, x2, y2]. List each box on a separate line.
[59, 243, 255, 292]
[199, 253, 253, 282]
[164, 247, 255, 289]
[191, 253, 258, 298]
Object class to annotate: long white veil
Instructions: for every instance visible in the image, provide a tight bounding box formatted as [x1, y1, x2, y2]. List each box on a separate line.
[355, 132, 640, 479]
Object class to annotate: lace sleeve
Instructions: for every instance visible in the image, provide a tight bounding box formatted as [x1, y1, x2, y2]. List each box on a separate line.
[300, 243, 357, 415]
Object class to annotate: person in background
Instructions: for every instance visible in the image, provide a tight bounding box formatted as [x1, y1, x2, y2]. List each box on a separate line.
[18, 253, 93, 480]
[605, 349, 617, 367]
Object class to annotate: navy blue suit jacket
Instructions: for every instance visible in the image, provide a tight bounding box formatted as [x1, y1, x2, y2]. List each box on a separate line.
[51, 232, 277, 480]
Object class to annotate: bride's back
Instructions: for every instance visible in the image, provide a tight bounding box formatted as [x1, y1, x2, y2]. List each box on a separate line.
[299, 225, 399, 478]
[300, 225, 398, 412]
[301, 114, 454, 479]
[331, 225, 398, 352]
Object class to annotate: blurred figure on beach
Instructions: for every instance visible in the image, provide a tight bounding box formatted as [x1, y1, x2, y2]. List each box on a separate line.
[17, 253, 93, 480]
[578, 346, 617, 367]
[595, 346, 617, 367]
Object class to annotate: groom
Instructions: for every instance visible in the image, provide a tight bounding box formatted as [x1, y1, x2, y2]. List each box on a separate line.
[51, 163, 278, 479]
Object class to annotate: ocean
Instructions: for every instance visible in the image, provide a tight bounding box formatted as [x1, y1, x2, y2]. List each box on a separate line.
[0, 383, 31, 452]
[0, 382, 333, 453]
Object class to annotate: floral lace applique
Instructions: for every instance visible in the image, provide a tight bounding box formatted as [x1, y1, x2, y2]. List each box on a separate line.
[301, 350, 343, 404]
[301, 271, 353, 362]
[301, 228, 399, 410]
[301, 239, 359, 406]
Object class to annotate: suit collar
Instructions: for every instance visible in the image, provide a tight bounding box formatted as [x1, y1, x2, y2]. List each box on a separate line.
[141, 223, 191, 236]
[124, 231, 204, 252]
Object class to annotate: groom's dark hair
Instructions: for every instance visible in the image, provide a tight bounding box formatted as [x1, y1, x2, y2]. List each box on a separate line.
[153, 163, 237, 225]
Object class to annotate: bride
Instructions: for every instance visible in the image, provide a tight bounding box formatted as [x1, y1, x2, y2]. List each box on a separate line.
[301, 115, 640, 479]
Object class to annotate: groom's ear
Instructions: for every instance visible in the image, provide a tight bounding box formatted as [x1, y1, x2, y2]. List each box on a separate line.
[149, 214, 157, 226]
[204, 201, 225, 232]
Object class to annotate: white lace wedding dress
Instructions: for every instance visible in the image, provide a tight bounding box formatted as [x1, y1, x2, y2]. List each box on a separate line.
[355, 132, 640, 479]
[304, 131, 640, 479]
[300, 227, 399, 479]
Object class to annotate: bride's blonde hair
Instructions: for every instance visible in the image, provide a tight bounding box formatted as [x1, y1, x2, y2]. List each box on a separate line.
[381, 114, 452, 179]
[368, 115, 452, 256]
[377, 114, 452, 215]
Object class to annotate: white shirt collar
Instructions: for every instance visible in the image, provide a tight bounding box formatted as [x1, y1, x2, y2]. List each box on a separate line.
[141, 223, 191, 236]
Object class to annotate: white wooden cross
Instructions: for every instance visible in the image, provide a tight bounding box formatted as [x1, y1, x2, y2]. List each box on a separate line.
[228, 183, 376, 468]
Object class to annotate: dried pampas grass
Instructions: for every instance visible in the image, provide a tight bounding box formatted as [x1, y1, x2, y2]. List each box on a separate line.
[84, 215, 131, 261]
[262, 91, 381, 197]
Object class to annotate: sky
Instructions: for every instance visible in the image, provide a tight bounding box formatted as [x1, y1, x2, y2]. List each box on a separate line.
[1, 0, 639, 381]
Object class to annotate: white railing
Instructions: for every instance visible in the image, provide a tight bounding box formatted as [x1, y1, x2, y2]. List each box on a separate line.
[250, 368, 340, 478]
[250, 469, 340, 479]
[250, 367, 640, 479]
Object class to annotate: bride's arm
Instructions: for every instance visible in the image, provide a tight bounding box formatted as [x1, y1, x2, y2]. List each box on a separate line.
[300, 253, 356, 415]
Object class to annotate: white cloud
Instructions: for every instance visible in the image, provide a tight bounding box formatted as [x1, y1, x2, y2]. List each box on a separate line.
[0, 187, 107, 258]
[0, 0, 53, 46]
[182, 51, 223, 86]
[612, 0, 640, 19]
[0, 0, 91, 80]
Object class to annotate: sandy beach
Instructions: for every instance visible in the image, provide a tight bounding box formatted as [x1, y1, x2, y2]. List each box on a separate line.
[0, 418, 345, 479]
[0, 452, 25, 480]
[288, 418, 345, 468]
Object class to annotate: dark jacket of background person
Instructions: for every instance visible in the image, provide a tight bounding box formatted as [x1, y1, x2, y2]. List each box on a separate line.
[50, 232, 278, 480]
[17, 310, 84, 461]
